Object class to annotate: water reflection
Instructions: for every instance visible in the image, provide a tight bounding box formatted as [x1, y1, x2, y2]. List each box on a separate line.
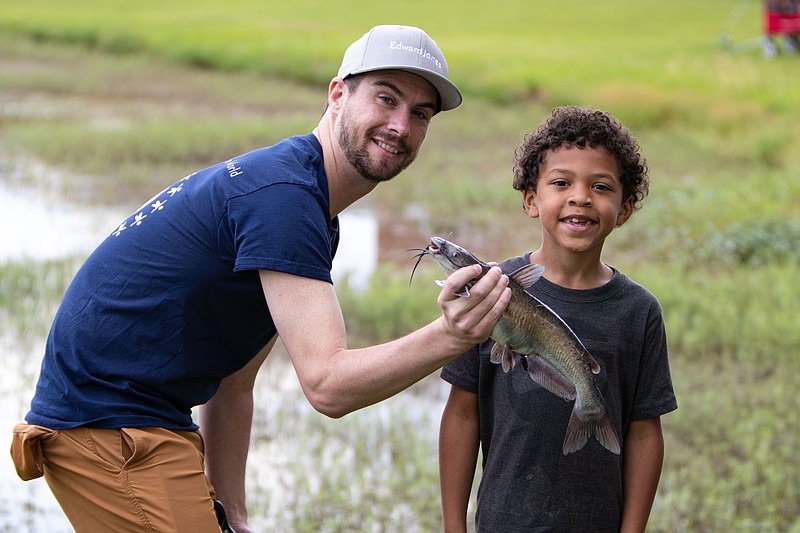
[0, 180, 125, 263]
[332, 208, 379, 292]
[0, 178, 378, 279]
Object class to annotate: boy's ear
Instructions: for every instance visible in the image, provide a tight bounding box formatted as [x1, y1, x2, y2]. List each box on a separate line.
[522, 188, 540, 219]
[616, 197, 635, 227]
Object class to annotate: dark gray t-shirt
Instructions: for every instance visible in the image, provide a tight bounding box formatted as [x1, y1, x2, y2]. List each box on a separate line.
[441, 254, 677, 532]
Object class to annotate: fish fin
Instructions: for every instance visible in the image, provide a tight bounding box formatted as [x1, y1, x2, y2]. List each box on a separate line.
[490, 343, 516, 373]
[525, 355, 576, 400]
[586, 353, 602, 374]
[595, 415, 622, 455]
[435, 279, 470, 297]
[508, 263, 545, 289]
[562, 407, 621, 456]
[453, 286, 470, 297]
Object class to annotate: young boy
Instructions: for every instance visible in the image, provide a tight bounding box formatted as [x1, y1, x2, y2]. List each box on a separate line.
[439, 106, 677, 533]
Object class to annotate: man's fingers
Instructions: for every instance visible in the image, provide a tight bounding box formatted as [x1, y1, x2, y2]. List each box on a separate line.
[476, 283, 512, 330]
[438, 264, 510, 342]
[471, 265, 508, 299]
[467, 268, 510, 326]
[437, 264, 483, 301]
[439, 265, 506, 299]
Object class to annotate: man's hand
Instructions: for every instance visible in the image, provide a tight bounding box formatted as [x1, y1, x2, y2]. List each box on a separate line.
[437, 264, 510, 346]
[215, 499, 251, 533]
[227, 521, 254, 533]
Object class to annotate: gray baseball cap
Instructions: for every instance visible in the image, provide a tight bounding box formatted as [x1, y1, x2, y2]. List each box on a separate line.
[337, 25, 462, 111]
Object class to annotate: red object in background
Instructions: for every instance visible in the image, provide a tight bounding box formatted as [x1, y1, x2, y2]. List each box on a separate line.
[765, 1, 800, 34]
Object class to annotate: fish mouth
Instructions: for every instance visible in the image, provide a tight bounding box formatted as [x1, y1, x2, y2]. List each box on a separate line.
[406, 237, 448, 286]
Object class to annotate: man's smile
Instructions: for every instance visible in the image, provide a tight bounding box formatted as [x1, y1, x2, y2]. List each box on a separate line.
[375, 139, 401, 154]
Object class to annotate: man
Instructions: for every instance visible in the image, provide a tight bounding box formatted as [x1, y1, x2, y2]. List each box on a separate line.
[11, 25, 511, 532]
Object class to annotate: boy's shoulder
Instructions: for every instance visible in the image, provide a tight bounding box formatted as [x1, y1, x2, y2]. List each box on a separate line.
[609, 269, 662, 306]
[500, 254, 662, 310]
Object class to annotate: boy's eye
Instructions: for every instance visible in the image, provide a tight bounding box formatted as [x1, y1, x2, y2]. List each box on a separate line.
[594, 182, 616, 192]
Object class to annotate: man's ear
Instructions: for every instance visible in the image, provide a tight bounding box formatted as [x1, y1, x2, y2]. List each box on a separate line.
[328, 77, 347, 112]
[522, 188, 540, 219]
[616, 197, 635, 227]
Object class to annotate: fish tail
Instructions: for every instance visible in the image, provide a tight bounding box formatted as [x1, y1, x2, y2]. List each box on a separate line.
[563, 406, 621, 455]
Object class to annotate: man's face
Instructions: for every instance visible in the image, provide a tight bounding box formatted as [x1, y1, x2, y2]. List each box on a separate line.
[335, 70, 438, 183]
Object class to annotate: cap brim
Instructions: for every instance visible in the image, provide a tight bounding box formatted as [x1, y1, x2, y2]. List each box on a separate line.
[347, 65, 463, 111]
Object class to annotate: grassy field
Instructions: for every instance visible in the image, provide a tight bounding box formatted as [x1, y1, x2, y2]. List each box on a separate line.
[1, 0, 799, 530]
[2, 0, 797, 108]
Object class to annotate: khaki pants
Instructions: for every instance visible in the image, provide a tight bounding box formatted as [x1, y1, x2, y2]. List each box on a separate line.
[11, 424, 223, 532]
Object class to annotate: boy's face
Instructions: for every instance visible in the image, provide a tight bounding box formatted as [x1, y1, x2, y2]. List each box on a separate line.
[523, 145, 634, 256]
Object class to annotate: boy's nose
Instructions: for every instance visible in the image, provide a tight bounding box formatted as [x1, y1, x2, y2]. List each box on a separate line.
[569, 188, 592, 206]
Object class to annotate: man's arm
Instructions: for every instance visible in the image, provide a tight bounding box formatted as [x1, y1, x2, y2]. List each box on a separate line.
[620, 417, 665, 533]
[260, 263, 509, 417]
[439, 385, 480, 533]
[199, 337, 276, 533]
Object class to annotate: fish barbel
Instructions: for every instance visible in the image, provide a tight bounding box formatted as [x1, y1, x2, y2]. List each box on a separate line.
[425, 236, 621, 455]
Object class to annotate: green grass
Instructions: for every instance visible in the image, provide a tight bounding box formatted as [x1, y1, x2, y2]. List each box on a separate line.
[2, 1, 800, 529]
[2, 0, 798, 110]
[0, 258, 81, 344]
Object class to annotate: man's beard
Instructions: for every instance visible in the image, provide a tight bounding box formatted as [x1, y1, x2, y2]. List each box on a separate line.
[337, 110, 417, 183]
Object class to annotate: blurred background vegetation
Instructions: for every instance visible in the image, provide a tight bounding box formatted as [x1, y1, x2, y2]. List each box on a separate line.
[1, 0, 799, 530]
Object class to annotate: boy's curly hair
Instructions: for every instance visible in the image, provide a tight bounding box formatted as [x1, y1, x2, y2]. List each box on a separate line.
[513, 106, 650, 212]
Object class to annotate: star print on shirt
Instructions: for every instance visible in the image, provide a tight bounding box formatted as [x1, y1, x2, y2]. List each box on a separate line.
[110, 173, 194, 237]
[132, 212, 147, 226]
[150, 199, 167, 213]
[112, 221, 127, 237]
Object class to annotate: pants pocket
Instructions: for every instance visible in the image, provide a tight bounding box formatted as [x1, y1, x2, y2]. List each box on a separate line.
[10, 424, 56, 481]
[121, 429, 135, 462]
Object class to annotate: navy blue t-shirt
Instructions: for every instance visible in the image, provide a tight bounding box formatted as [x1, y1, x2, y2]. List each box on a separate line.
[27, 133, 339, 431]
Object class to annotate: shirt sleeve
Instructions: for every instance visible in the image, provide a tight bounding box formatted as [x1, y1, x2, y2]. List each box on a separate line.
[441, 344, 483, 393]
[225, 182, 334, 283]
[629, 301, 678, 420]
